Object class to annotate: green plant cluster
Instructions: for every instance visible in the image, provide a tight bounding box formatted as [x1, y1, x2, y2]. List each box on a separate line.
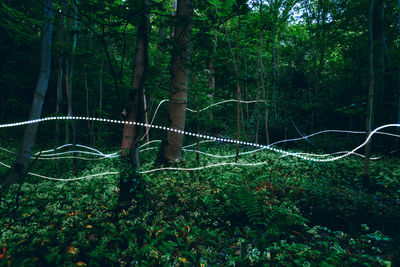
[1, 143, 399, 266]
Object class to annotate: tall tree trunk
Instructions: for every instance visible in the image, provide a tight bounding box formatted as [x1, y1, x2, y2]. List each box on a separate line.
[54, 57, 62, 166]
[157, 0, 194, 163]
[54, 2, 65, 165]
[224, 23, 241, 161]
[97, 57, 104, 142]
[208, 2, 218, 122]
[259, 0, 269, 145]
[1, 0, 53, 191]
[143, 90, 150, 143]
[83, 68, 94, 145]
[118, 0, 150, 208]
[398, 0, 400, 151]
[99, 57, 104, 114]
[65, 0, 78, 175]
[373, 0, 385, 126]
[272, 22, 277, 117]
[243, 23, 249, 125]
[195, 92, 200, 162]
[363, 0, 375, 181]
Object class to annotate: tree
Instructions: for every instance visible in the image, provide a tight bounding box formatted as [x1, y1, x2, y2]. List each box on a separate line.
[157, 0, 194, 163]
[1, 0, 53, 192]
[363, 0, 375, 182]
[118, 0, 150, 209]
[372, 0, 384, 126]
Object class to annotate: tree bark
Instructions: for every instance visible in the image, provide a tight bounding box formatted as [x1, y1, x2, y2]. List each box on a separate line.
[118, 0, 150, 208]
[363, 0, 375, 181]
[398, 0, 400, 150]
[143, 90, 150, 143]
[157, 0, 194, 163]
[373, 0, 385, 126]
[1, 0, 53, 191]
[208, 2, 218, 122]
[65, 0, 78, 175]
[84, 68, 94, 145]
[243, 23, 249, 125]
[54, 1, 65, 165]
[259, 0, 269, 145]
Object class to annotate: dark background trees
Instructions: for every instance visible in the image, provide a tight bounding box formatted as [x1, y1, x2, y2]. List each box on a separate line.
[0, 0, 399, 186]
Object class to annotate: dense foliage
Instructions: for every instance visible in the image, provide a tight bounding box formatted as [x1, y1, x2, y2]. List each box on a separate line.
[0, 142, 399, 266]
[0, 0, 400, 265]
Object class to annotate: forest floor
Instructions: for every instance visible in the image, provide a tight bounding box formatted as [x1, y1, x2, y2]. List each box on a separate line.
[0, 140, 399, 266]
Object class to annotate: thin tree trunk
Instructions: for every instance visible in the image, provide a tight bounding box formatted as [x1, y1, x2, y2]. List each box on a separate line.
[84, 69, 94, 145]
[363, 0, 375, 181]
[54, 3, 65, 165]
[255, 61, 261, 146]
[157, 0, 194, 163]
[373, 0, 385, 126]
[54, 58, 62, 166]
[235, 28, 241, 161]
[97, 57, 104, 142]
[143, 90, 150, 143]
[118, 0, 150, 208]
[195, 92, 200, 162]
[65, 0, 78, 175]
[208, 54, 215, 122]
[224, 24, 241, 161]
[272, 22, 277, 117]
[243, 23, 249, 125]
[396, 0, 400, 151]
[99, 57, 104, 114]
[259, 0, 269, 145]
[236, 19, 245, 141]
[208, 3, 218, 122]
[1, 0, 53, 191]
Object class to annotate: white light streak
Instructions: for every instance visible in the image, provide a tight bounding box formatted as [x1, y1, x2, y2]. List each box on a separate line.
[0, 116, 398, 182]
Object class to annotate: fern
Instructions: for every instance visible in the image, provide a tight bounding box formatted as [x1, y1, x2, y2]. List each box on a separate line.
[236, 188, 266, 227]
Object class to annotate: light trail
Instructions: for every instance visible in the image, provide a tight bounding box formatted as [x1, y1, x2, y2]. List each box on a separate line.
[138, 99, 265, 142]
[0, 116, 398, 162]
[268, 129, 400, 147]
[0, 116, 398, 182]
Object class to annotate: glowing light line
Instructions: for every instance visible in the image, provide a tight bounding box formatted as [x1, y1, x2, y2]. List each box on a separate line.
[182, 148, 264, 158]
[268, 129, 400, 148]
[38, 150, 112, 158]
[38, 144, 106, 156]
[279, 151, 380, 160]
[2, 116, 398, 182]
[140, 161, 268, 174]
[0, 116, 398, 163]
[27, 171, 119, 181]
[139, 140, 161, 149]
[182, 140, 215, 148]
[139, 100, 169, 142]
[0, 147, 17, 154]
[0, 147, 116, 161]
[139, 99, 264, 142]
[186, 99, 265, 113]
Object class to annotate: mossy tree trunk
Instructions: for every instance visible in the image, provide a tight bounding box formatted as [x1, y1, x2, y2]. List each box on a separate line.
[118, 0, 150, 209]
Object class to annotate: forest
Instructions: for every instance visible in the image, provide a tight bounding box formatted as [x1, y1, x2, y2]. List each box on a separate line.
[0, 0, 400, 265]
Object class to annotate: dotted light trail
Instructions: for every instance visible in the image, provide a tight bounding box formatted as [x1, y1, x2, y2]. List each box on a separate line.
[0, 116, 398, 162]
[0, 116, 399, 182]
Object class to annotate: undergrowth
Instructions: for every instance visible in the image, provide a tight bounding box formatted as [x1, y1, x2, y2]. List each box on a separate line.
[0, 141, 399, 266]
